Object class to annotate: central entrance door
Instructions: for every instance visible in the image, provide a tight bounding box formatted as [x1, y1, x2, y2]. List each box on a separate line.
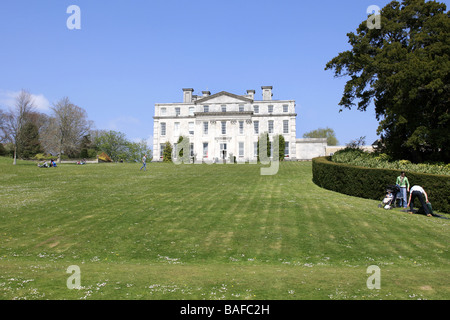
[220, 143, 227, 160]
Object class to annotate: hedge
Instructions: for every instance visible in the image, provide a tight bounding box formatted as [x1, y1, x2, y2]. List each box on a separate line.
[312, 156, 450, 213]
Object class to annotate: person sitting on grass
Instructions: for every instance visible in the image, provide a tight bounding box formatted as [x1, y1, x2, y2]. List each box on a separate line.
[37, 160, 49, 168]
[407, 185, 436, 217]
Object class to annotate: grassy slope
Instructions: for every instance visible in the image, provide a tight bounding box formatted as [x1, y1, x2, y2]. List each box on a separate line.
[0, 157, 448, 300]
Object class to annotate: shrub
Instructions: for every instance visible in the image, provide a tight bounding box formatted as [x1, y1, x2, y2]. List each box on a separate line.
[312, 156, 450, 213]
[0, 144, 8, 156]
[34, 153, 55, 161]
[332, 149, 449, 176]
[163, 141, 173, 162]
[87, 149, 98, 159]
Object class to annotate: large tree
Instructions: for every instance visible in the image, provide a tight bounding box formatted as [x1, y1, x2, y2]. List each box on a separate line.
[1, 90, 36, 164]
[17, 122, 43, 159]
[52, 97, 91, 162]
[325, 0, 449, 162]
[93, 130, 129, 162]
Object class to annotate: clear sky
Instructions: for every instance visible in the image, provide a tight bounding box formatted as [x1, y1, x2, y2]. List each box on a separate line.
[1, 0, 448, 146]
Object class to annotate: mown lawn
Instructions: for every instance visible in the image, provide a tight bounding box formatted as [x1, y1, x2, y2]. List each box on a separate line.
[0, 157, 448, 300]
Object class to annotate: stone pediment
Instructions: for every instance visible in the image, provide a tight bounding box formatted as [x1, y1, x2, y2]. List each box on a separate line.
[195, 91, 253, 104]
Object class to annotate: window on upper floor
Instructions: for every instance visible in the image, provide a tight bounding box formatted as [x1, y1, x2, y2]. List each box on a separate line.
[254, 121, 259, 134]
[283, 120, 289, 134]
[239, 121, 244, 134]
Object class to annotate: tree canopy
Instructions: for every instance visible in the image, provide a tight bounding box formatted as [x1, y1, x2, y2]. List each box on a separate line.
[303, 127, 339, 146]
[325, 0, 449, 162]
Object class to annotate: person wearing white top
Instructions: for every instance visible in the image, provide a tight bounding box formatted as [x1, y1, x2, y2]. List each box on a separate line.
[407, 185, 433, 216]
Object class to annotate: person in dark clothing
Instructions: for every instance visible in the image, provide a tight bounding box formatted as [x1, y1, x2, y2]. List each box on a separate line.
[407, 185, 435, 217]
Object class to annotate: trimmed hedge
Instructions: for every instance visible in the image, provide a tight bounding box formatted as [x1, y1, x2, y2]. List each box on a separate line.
[312, 156, 450, 213]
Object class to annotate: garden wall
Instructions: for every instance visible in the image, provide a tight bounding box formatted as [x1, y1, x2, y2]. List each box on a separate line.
[312, 156, 450, 213]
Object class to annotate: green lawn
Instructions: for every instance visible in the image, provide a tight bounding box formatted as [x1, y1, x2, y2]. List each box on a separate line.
[0, 157, 448, 300]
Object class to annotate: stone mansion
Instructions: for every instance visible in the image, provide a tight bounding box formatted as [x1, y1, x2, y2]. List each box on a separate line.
[152, 86, 326, 162]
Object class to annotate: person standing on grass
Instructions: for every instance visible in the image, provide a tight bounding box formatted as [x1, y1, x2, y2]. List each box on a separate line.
[396, 171, 410, 207]
[407, 185, 434, 217]
[140, 154, 147, 171]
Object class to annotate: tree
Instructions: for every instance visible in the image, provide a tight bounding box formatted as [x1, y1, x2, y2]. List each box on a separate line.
[325, 0, 450, 162]
[38, 113, 59, 156]
[162, 141, 173, 162]
[0, 109, 8, 144]
[274, 134, 286, 161]
[346, 136, 366, 149]
[303, 127, 338, 146]
[126, 139, 152, 163]
[17, 122, 43, 159]
[94, 130, 129, 162]
[51, 97, 91, 162]
[1, 90, 36, 164]
[0, 143, 6, 156]
[79, 134, 92, 159]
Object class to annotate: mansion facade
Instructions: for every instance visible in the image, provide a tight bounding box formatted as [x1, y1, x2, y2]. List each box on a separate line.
[153, 86, 326, 162]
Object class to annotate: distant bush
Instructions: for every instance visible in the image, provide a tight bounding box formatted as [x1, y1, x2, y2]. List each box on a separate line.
[0, 144, 7, 156]
[34, 153, 57, 161]
[87, 149, 98, 159]
[332, 148, 450, 176]
[312, 156, 450, 213]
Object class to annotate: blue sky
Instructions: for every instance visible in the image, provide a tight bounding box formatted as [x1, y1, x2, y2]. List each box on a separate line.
[1, 0, 447, 146]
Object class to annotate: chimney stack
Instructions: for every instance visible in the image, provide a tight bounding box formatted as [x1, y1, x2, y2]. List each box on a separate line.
[246, 89, 255, 100]
[202, 91, 211, 97]
[261, 86, 273, 101]
[183, 88, 194, 103]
